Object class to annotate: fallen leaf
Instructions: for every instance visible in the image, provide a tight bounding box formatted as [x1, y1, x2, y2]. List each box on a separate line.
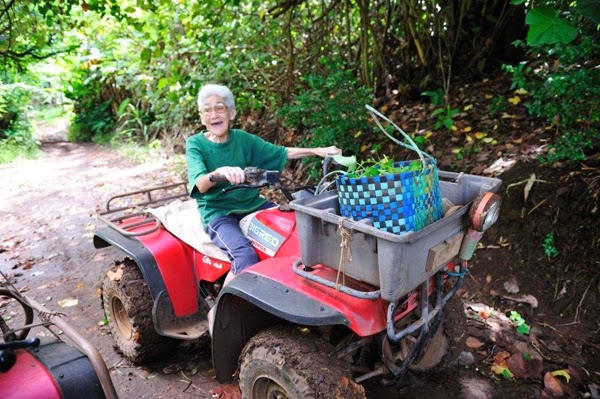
[491, 363, 514, 379]
[493, 351, 511, 364]
[514, 88, 529, 95]
[551, 369, 571, 383]
[544, 371, 564, 397]
[489, 290, 538, 308]
[524, 173, 536, 202]
[507, 353, 543, 379]
[463, 126, 472, 132]
[509, 341, 543, 362]
[486, 274, 492, 283]
[503, 276, 520, 294]
[58, 298, 79, 308]
[508, 96, 521, 105]
[93, 253, 107, 261]
[107, 267, 124, 282]
[474, 132, 487, 140]
[464, 104, 474, 111]
[466, 337, 484, 349]
[210, 384, 242, 399]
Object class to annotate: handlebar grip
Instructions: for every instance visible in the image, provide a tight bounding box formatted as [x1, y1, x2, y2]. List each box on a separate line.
[209, 173, 229, 183]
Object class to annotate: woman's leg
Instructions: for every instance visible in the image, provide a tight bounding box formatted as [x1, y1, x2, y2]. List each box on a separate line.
[206, 215, 258, 274]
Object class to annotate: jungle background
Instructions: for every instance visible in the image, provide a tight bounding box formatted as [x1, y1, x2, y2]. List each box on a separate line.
[1, 0, 599, 398]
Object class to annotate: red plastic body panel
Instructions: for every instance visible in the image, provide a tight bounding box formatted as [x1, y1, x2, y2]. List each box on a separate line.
[246, 257, 391, 336]
[128, 221, 201, 317]
[193, 252, 232, 282]
[249, 209, 299, 261]
[0, 350, 63, 399]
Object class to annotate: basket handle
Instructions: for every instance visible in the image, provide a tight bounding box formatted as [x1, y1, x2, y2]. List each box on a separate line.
[365, 105, 435, 168]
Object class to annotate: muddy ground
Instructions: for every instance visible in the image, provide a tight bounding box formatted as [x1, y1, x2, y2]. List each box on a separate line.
[1, 117, 599, 398]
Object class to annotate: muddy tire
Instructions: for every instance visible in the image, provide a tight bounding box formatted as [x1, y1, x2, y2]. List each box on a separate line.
[410, 295, 467, 372]
[239, 326, 366, 399]
[102, 259, 176, 363]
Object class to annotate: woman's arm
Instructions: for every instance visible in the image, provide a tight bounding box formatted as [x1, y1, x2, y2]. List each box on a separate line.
[286, 146, 341, 159]
[195, 166, 246, 193]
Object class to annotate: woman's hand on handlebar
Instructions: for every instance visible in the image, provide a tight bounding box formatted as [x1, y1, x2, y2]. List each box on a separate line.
[210, 166, 245, 185]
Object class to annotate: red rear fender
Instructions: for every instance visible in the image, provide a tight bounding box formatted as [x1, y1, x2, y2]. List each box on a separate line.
[94, 226, 199, 317]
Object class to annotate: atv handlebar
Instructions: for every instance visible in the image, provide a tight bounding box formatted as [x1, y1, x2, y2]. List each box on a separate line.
[210, 167, 283, 195]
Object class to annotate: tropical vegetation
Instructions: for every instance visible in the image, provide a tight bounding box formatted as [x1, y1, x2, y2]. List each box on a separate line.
[1, 0, 598, 169]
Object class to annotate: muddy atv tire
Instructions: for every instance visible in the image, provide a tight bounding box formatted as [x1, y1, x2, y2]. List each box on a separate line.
[410, 295, 467, 372]
[102, 259, 176, 363]
[239, 326, 366, 399]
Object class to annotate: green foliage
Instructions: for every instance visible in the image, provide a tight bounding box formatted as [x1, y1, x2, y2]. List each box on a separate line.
[0, 81, 39, 163]
[505, 1, 600, 163]
[431, 105, 459, 131]
[68, 99, 114, 143]
[509, 311, 531, 335]
[65, 65, 115, 143]
[488, 95, 508, 116]
[421, 89, 445, 106]
[278, 59, 373, 177]
[525, 6, 578, 46]
[345, 156, 421, 179]
[541, 129, 599, 164]
[116, 101, 153, 144]
[543, 232, 560, 259]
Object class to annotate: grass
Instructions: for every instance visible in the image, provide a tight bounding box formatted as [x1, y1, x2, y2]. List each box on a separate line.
[0, 140, 41, 164]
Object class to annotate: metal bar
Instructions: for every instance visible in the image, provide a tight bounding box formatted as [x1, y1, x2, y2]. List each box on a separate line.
[292, 260, 381, 299]
[97, 211, 162, 237]
[105, 182, 187, 212]
[24, 296, 119, 399]
[386, 260, 467, 343]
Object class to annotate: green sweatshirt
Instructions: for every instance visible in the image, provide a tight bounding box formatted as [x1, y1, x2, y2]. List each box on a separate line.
[186, 129, 287, 225]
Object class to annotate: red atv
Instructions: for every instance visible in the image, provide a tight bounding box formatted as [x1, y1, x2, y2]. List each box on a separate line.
[94, 159, 501, 398]
[0, 284, 117, 399]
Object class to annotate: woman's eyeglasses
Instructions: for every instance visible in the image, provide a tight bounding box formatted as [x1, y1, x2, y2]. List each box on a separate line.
[200, 103, 228, 116]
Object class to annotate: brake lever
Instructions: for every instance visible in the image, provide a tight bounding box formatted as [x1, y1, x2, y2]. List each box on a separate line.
[222, 183, 269, 194]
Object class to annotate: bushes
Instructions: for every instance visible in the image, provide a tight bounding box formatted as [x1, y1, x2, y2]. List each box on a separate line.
[278, 59, 373, 177]
[504, 3, 600, 164]
[0, 82, 39, 163]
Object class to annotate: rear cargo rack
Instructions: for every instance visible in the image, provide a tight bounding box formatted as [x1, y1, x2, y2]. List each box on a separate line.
[289, 171, 502, 302]
[97, 182, 188, 237]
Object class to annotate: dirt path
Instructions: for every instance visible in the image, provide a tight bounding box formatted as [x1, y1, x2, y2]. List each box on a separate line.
[1, 123, 598, 398]
[0, 126, 227, 398]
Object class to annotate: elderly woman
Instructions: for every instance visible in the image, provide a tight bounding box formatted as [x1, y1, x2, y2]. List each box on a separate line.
[186, 84, 340, 276]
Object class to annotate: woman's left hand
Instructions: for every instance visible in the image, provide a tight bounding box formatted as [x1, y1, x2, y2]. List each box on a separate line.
[316, 146, 342, 157]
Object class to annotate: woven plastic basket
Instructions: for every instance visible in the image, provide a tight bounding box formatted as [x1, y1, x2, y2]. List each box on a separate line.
[336, 106, 444, 234]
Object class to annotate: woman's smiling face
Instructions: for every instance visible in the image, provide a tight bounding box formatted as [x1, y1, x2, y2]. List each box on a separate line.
[200, 94, 236, 141]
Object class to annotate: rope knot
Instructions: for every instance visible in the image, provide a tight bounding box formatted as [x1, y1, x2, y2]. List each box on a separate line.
[336, 217, 353, 290]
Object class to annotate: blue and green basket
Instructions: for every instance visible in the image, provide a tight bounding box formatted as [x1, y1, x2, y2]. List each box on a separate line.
[336, 106, 444, 235]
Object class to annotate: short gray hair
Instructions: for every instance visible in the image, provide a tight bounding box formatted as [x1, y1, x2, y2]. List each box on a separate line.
[197, 84, 236, 112]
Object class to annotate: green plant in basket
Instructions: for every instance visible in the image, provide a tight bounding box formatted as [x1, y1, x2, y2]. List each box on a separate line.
[344, 155, 422, 179]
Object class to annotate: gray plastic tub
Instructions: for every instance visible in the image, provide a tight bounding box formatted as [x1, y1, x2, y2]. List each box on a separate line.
[289, 171, 502, 302]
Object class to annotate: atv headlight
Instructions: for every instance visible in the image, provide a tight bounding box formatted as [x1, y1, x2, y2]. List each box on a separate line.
[469, 192, 501, 232]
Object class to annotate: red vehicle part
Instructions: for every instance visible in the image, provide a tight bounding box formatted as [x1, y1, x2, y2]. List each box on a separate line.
[210, 256, 428, 382]
[0, 340, 107, 399]
[1, 349, 62, 399]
